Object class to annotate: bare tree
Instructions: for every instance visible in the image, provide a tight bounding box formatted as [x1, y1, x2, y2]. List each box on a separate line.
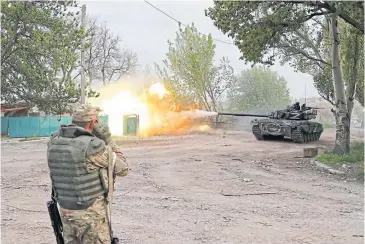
[84, 19, 138, 86]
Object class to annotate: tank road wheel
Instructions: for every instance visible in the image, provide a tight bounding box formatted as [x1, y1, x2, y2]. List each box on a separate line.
[292, 129, 304, 143]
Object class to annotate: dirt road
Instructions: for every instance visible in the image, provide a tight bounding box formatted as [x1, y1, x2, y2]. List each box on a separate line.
[1, 128, 364, 244]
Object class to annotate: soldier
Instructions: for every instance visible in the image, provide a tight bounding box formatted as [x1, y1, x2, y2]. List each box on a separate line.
[47, 104, 128, 243]
[287, 102, 300, 111]
[301, 103, 307, 111]
[292, 102, 300, 110]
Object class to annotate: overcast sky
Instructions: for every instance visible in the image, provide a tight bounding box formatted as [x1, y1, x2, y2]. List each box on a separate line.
[81, 0, 319, 99]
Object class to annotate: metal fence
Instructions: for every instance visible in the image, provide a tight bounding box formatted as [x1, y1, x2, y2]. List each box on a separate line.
[1, 116, 109, 138]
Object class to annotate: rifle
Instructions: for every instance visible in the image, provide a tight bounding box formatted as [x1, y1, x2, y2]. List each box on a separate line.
[47, 189, 64, 244]
[107, 146, 120, 244]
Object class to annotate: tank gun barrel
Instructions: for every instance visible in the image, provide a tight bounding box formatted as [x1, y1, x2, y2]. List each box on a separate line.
[302, 106, 325, 111]
[218, 112, 268, 118]
[307, 107, 325, 109]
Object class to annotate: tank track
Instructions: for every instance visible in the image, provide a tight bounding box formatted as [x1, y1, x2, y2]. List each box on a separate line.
[252, 125, 264, 140]
[252, 125, 322, 143]
[292, 129, 322, 143]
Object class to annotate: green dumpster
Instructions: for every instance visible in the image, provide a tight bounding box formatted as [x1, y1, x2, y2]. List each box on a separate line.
[123, 114, 139, 136]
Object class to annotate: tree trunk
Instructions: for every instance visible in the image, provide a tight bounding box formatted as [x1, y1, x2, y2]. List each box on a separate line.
[329, 14, 350, 155]
[346, 33, 359, 121]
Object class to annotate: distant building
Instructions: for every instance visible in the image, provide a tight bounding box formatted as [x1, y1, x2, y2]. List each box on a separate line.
[0, 102, 76, 117]
[1, 103, 30, 117]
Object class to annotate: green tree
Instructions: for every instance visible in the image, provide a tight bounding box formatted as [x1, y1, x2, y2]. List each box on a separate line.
[299, 17, 363, 154]
[205, 1, 363, 65]
[227, 67, 291, 113]
[155, 24, 235, 111]
[340, 22, 364, 108]
[1, 1, 84, 114]
[205, 1, 364, 154]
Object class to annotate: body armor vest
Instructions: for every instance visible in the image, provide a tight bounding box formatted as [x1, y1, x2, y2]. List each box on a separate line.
[47, 125, 107, 210]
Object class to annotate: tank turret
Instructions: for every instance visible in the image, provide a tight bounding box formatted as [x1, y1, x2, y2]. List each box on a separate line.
[218, 103, 324, 143]
[267, 105, 322, 120]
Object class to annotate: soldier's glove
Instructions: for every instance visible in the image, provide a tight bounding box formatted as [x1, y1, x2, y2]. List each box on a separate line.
[92, 123, 112, 145]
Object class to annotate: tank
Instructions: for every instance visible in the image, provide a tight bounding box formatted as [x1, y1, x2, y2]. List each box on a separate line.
[218, 103, 324, 143]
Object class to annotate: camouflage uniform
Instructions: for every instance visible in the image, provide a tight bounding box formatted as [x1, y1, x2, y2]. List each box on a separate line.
[48, 104, 128, 244]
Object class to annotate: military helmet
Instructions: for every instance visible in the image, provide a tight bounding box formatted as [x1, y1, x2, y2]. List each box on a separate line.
[72, 104, 101, 122]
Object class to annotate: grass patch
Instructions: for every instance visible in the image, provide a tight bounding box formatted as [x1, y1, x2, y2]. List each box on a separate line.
[316, 141, 364, 179]
[19, 136, 42, 142]
[316, 141, 364, 164]
[322, 123, 336, 129]
[357, 165, 364, 178]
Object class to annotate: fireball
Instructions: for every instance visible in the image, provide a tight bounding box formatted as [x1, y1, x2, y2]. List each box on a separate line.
[148, 83, 169, 99]
[88, 81, 213, 137]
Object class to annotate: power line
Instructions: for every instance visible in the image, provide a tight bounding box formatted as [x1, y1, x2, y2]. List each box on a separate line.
[144, 0, 183, 27]
[144, 0, 234, 45]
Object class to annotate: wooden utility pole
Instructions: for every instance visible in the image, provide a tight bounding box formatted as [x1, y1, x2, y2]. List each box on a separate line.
[80, 4, 86, 104]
